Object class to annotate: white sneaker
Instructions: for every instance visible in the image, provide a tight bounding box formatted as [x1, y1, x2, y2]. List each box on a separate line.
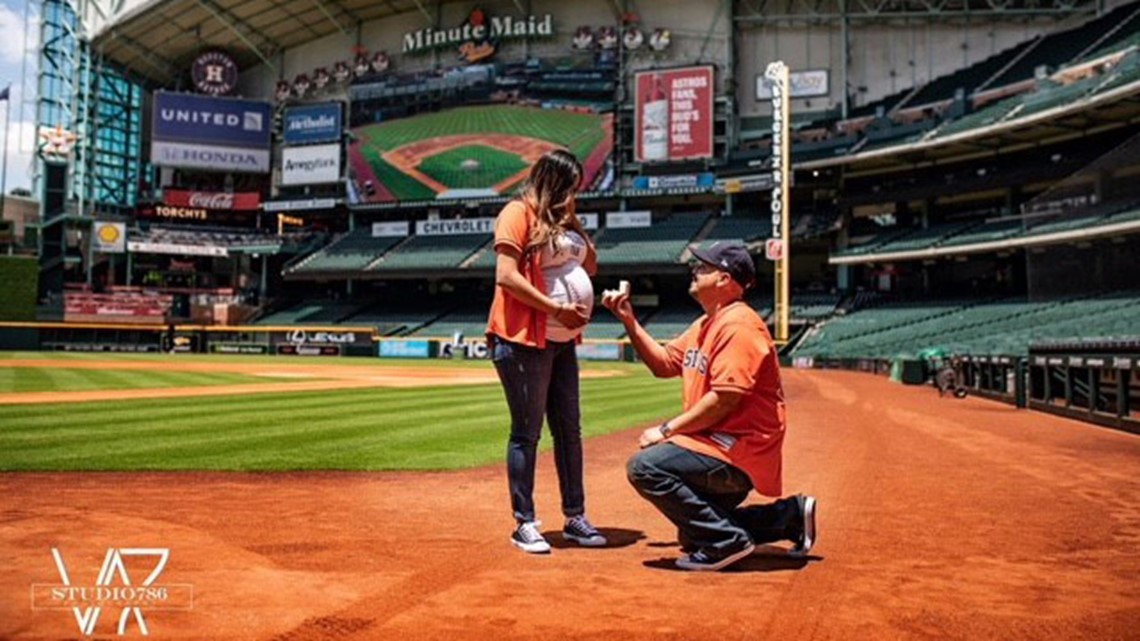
[563, 515, 607, 547]
[511, 521, 551, 554]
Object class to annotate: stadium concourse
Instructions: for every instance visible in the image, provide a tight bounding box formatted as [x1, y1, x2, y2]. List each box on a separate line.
[1, 0, 1140, 637]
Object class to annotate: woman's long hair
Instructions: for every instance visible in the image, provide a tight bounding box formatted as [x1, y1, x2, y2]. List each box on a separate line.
[519, 149, 584, 255]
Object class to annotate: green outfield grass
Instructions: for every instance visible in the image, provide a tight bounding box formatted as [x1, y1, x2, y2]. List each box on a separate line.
[0, 354, 677, 472]
[358, 106, 606, 152]
[357, 143, 437, 201]
[418, 145, 528, 190]
[0, 366, 279, 394]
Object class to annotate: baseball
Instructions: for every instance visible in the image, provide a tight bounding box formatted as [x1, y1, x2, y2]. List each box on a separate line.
[547, 268, 594, 341]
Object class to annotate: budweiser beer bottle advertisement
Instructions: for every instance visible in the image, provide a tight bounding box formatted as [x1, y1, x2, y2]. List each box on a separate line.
[640, 73, 669, 162]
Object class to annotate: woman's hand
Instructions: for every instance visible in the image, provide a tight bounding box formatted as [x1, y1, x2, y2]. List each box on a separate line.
[552, 302, 590, 329]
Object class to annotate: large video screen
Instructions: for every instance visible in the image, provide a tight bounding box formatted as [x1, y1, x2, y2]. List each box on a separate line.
[633, 66, 714, 163]
[349, 76, 614, 203]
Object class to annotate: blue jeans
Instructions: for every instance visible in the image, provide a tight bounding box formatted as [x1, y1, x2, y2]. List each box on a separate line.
[492, 337, 586, 523]
[627, 443, 801, 556]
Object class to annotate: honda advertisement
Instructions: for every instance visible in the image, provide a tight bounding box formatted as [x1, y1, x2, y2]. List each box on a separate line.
[633, 66, 714, 162]
[283, 103, 343, 145]
[151, 92, 272, 173]
[281, 144, 342, 186]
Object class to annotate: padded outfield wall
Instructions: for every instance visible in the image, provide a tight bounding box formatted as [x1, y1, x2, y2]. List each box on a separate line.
[0, 257, 38, 322]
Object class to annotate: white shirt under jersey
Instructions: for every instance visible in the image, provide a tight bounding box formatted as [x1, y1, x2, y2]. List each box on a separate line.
[540, 230, 594, 342]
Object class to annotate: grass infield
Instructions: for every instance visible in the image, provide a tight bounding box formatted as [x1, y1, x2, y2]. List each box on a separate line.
[0, 353, 678, 472]
[417, 144, 528, 190]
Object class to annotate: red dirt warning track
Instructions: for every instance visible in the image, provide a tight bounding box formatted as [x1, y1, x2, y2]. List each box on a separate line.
[2, 369, 1138, 640]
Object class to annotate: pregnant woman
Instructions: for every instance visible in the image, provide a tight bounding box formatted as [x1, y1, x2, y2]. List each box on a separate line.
[485, 149, 607, 553]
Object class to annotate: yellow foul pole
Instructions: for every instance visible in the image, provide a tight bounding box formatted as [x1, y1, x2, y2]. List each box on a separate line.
[764, 61, 792, 343]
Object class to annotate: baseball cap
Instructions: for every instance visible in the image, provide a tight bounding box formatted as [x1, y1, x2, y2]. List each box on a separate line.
[689, 241, 756, 290]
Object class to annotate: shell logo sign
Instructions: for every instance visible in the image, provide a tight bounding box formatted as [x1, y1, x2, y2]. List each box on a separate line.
[92, 222, 127, 253]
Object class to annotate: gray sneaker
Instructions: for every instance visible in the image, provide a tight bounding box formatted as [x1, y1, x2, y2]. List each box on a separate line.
[675, 542, 756, 571]
[789, 495, 817, 557]
[563, 515, 607, 547]
[511, 521, 551, 554]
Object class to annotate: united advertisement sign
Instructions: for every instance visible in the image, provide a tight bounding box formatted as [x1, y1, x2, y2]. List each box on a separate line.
[151, 93, 272, 173]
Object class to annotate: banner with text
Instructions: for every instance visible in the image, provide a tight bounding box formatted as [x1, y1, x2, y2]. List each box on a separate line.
[372, 221, 410, 237]
[164, 190, 261, 211]
[416, 217, 495, 235]
[756, 69, 829, 99]
[151, 92, 272, 172]
[634, 66, 714, 162]
[281, 144, 342, 186]
[605, 211, 652, 229]
[284, 103, 343, 145]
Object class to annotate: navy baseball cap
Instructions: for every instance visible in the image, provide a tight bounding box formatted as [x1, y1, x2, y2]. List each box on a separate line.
[689, 241, 756, 290]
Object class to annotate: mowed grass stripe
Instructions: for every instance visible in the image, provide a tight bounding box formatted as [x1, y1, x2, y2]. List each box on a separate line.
[0, 378, 669, 447]
[0, 366, 278, 394]
[0, 371, 659, 429]
[0, 375, 677, 471]
[0, 381, 509, 432]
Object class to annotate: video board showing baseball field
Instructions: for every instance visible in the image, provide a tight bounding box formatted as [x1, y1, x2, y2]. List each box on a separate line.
[348, 104, 614, 203]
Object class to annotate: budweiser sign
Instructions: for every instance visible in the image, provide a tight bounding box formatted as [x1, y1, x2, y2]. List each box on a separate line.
[164, 190, 261, 211]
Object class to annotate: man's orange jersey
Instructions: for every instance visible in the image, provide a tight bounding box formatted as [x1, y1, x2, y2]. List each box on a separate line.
[664, 301, 786, 496]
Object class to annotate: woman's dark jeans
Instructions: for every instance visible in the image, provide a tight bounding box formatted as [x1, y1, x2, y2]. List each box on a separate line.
[492, 337, 586, 523]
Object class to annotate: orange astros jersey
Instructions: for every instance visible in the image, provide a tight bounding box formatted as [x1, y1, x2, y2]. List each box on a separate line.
[663, 301, 786, 497]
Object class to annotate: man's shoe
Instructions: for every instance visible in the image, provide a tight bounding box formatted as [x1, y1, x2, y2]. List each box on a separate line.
[789, 495, 817, 557]
[563, 515, 607, 547]
[675, 542, 755, 571]
[511, 521, 551, 554]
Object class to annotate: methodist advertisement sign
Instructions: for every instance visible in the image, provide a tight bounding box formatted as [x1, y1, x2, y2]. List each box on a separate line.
[283, 103, 343, 144]
[281, 144, 342, 185]
[633, 66, 714, 162]
[151, 92, 272, 172]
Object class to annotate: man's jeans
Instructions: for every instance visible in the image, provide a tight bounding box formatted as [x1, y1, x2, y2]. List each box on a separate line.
[627, 443, 801, 556]
[492, 337, 585, 523]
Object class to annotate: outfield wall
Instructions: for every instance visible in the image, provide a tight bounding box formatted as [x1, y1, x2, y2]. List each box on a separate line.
[0, 257, 39, 322]
[0, 323, 631, 361]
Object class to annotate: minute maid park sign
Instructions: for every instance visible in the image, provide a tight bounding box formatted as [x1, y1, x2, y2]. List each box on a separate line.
[402, 8, 553, 60]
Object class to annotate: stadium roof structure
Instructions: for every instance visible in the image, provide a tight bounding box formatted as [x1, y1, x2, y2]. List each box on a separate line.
[88, 0, 561, 87]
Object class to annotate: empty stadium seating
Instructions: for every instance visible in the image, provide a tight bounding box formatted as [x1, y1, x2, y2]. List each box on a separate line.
[410, 305, 491, 338]
[64, 290, 172, 324]
[702, 215, 772, 242]
[985, 4, 1138, 89]
[369, 234, 491, 271]
[795, 293, 1140, 358]
[594, 213, 709, 265]
[291, 228, 405, 273]
[345, 302, 444, 336]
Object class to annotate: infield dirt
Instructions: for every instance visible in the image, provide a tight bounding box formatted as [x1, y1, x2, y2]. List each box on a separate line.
[2, 369, 1138, 640]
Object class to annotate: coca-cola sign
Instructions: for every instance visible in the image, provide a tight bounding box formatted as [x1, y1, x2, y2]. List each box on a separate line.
[164, 190, 261, 211]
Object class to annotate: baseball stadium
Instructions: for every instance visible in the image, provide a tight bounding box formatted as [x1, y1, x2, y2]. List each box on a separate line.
[1, 0, 1140, 639]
